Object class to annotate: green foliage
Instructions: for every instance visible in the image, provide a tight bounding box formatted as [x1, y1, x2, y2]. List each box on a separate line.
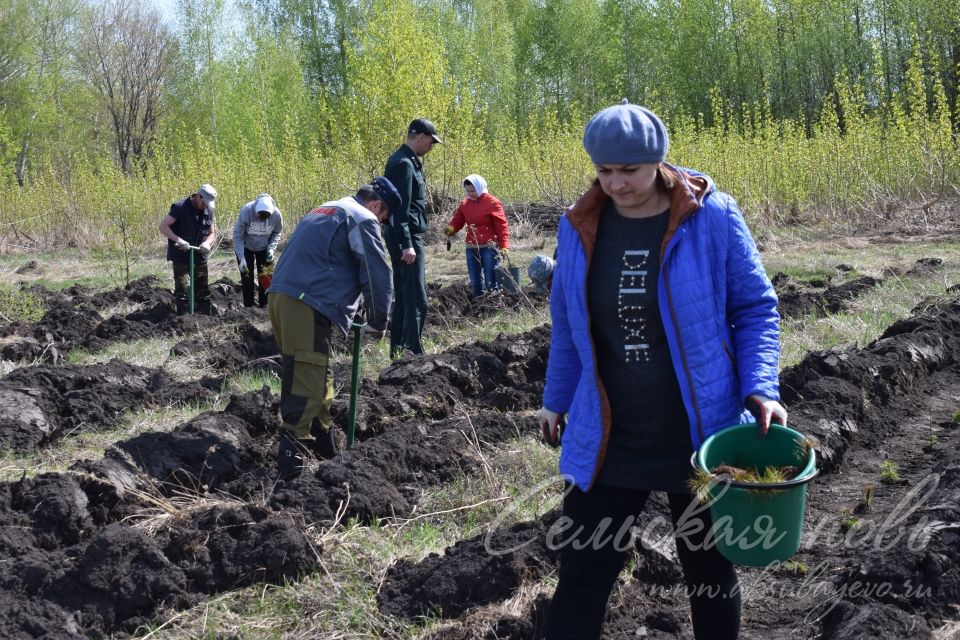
[879, 459, 901, 484]
[0, 283, 45, 323]
[340, 0, 455, 176]
[0, 0, 959, 245]
[782, 560, 809, 575]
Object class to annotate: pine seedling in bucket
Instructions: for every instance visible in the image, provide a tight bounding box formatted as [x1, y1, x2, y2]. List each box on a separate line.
[691, 422, 819, 566]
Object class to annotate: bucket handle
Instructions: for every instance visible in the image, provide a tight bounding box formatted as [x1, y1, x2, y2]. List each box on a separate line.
[690, 451, 820, 491]
[493, 244, 512, 270]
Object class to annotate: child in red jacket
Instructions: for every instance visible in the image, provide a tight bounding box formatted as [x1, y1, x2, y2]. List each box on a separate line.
[445, 174, 510, 297]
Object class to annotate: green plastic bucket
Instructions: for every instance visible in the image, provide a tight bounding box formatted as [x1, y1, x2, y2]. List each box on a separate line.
[692, 422, 818, 567]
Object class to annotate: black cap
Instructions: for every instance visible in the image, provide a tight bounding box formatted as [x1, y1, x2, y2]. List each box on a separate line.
[369, 176, 402, 215]
[408, 118, 443, 144]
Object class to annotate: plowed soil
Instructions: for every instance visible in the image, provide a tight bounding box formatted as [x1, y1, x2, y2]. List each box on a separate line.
[375, 298, 960, 639]
[1, 261, 958, 638]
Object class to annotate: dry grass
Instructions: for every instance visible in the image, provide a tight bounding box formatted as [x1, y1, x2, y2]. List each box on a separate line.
[768, 231, 960, 368]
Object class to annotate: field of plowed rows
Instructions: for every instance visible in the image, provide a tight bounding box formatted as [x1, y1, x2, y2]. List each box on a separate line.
[0, 225, 958, 639]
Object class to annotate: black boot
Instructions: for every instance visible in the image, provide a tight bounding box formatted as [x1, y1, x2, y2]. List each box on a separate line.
[276, 432, 306, 481]
[313, 428, 339, 460]
[175, 299, 189, 316]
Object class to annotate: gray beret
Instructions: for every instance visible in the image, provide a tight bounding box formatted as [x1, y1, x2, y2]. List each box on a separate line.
[583, 101, 669, 165]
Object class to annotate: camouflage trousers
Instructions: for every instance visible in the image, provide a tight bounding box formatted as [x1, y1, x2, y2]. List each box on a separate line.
[172, 261, 211, 307]
[268, 293, 334, 440]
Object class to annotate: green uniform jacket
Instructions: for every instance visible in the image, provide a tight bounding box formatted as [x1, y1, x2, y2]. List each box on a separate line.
[384, 144, 427, 250]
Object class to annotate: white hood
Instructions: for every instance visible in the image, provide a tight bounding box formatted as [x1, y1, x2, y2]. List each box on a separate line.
[254, 194, 279, 216]
[463, 174, 488, 198]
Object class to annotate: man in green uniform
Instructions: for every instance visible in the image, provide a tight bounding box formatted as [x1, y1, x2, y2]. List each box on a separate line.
[267, 177, 400, 480]
[383, 118, 442, 358]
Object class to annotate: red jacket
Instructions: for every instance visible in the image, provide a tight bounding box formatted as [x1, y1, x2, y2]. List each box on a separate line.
[448, 193, 510, 249]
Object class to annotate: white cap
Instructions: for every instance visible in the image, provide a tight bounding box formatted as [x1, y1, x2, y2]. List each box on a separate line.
[198, 184, 217, 208]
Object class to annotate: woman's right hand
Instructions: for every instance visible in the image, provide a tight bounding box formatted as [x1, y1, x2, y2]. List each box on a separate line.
[539, 407, 565, 447]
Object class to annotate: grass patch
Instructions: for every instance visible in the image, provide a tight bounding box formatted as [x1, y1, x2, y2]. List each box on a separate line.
[227, 369, 281, 395]
[67, 337, 183, 370]
[0, 397, 222, 482]
[774, 235, 960, 369]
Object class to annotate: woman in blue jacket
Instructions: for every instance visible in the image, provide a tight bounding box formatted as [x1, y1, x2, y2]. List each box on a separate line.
[538, 102, 786, 639]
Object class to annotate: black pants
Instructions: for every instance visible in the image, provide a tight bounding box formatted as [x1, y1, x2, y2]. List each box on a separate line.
[545, 485, 740, 640]
[240, 248, 271, 307]
[385, 228, 426, 358]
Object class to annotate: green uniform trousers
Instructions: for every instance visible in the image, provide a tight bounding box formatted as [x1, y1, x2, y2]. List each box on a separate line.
[172, 261, 211, 303]
[268, 293, 334, 440]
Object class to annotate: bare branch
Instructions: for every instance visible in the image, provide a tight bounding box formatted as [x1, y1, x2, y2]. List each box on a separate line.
[75, 0, 175, 174]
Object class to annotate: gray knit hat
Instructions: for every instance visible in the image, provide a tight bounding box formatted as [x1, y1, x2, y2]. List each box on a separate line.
[583, 101, 669, 165]
[528, 255, 555, 291]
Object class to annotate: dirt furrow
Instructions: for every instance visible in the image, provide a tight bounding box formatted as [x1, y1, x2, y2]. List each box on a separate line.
[374, 298, 960, 639]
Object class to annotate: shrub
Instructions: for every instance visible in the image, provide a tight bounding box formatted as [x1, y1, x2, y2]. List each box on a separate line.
[0, 285, 45, 324]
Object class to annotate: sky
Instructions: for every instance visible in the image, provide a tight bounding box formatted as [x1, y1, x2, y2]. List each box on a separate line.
[152, 0, 178, 24]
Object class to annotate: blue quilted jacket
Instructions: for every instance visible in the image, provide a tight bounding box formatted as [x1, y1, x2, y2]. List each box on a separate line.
[543, 167, 780, 490]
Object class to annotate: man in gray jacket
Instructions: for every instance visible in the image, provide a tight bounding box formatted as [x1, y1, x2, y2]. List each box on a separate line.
[234, 193, 284, 307]
[267, 177, 400, 480]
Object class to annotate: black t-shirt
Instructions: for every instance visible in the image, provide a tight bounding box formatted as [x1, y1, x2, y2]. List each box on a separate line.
[587, 202, 692, 491]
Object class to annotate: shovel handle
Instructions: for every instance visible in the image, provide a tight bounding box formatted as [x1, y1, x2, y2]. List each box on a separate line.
[346, 321, 364, 449]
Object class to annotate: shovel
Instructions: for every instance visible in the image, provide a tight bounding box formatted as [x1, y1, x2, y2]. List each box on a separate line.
[346, 320, 364, 449]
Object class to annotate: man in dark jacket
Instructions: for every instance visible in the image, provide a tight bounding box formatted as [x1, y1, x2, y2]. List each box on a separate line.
[383, 118, 442, 358]
[268, 177, 400, 480]
[159, 184, 218, 315]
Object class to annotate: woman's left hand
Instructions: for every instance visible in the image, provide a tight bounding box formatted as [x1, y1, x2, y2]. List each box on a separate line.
[746, 395, 787, 436]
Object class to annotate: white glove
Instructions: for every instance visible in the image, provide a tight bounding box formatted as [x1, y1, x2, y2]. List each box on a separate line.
[198, 239, 213, 257]
[538, 407, 565, 447]
[238, 260, 248, 275]
[174, 238, 190, 251]
[360, 324, 385, 340]
[746, 394, 788, 436]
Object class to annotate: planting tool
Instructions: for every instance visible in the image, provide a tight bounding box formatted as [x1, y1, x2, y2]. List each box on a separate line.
[691, 422, 819, 566]
[346, 320, 364, 449]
